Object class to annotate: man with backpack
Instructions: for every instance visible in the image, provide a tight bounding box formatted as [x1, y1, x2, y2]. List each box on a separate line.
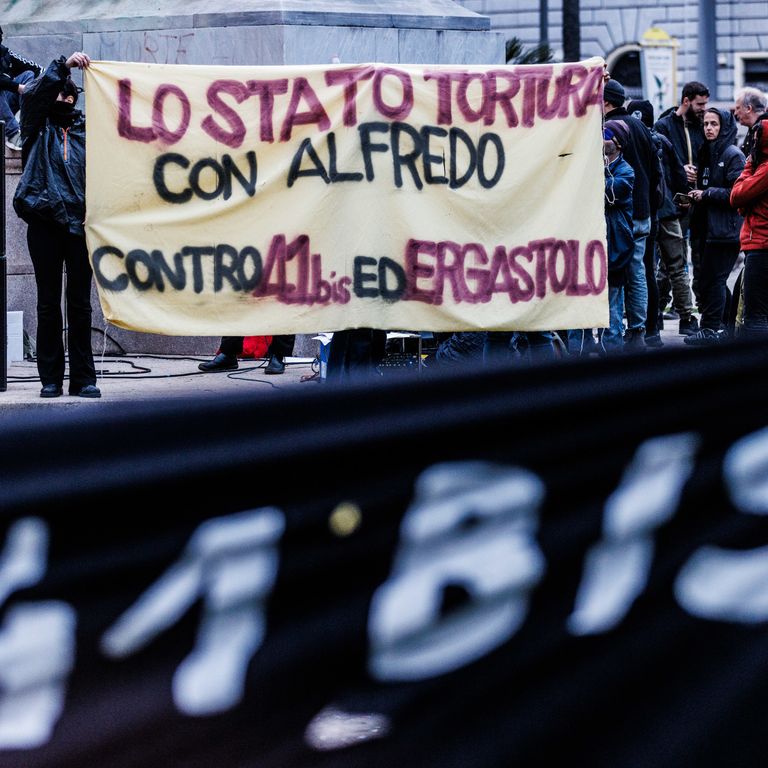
[628, 99, 696, 345]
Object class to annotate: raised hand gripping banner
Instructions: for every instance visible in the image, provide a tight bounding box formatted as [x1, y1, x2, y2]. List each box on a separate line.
[2, 341, 768, 767]
[84, 58, 609, 336]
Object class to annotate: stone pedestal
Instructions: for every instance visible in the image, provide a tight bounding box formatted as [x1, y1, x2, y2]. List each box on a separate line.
[2, 0, 503, 356]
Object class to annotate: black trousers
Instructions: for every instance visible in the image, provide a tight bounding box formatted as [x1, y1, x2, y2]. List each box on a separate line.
[218, 335, 295, 359]
[743, 250, 768, 337]
[644, 219, 660, 335]
[27, 219, 96, 392]
[326, 329, 386, 382]
[698, 240, 740, 331]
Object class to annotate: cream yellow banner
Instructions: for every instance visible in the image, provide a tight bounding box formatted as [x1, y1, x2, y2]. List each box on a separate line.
[84, 58, 609, 335]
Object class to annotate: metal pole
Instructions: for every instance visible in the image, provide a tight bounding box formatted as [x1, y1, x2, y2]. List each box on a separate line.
[562, 0, 581, 62]
[540, 0, 549, 48]
[0, 120, 6, 391]
[698, 0, 717, 95]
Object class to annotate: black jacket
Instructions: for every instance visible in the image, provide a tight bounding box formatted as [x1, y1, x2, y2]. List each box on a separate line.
[655, 129, 689, 220]
[13, 57, 86, 236]
[741, 113, 768, 161]
[0, 43, 40, 93]
[691, 108, 745, 244]
[604, 107, 660, 221]
[654, 107, 705, 176]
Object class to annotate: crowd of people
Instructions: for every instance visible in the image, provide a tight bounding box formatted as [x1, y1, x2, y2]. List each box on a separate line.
[3, 34, 767, 394]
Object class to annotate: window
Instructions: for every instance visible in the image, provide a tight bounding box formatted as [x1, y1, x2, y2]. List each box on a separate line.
[734, 53, 768, 93]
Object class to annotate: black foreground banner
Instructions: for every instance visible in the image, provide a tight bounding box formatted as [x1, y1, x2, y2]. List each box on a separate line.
[2, 341, 768, 768]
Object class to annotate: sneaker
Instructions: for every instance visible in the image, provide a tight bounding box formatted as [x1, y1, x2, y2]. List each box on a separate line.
[678, 315, 699, 336]
[5, 131, 22, 152]
[683, 328, 725, 346]
[663, 310, 680, 321]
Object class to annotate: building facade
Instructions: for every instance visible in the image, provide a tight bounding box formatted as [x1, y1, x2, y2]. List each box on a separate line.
[458, 0, 768, 106]
[0, 0, 503, 357]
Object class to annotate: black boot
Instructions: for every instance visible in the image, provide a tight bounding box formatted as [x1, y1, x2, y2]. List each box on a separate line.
[198, 353, 238, 372]
[265, 354, 285, 374]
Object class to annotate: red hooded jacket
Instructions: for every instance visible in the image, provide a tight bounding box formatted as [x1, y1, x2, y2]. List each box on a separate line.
[731, 121, 768, 251]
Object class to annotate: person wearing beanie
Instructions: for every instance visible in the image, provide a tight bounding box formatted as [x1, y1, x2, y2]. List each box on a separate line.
[602, 79, 661, 353]
[603, 78, 626, 109]
[603, 118, 631, 149]
[627, 99, 654, 129]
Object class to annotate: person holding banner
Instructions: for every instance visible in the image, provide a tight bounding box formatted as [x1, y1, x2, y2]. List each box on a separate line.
[198, 335, 295, 375]
[12, 51, 101, 398]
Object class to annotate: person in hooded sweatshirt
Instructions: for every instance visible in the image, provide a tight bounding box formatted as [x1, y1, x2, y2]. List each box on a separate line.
[12, 52, 101, 398]
[683, 108, 745, 345]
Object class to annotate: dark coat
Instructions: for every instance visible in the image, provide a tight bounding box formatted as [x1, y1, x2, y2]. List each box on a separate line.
[604, 107, 660, 221]
[604, 153, 634, 286]
[692, 108, 745, 244]
[740, 113, 768, 159]
[13, 57, 86, 236]
[655, 130, 689, 220]
[654, 107, 706, 172]
[0, 43, 40, 93]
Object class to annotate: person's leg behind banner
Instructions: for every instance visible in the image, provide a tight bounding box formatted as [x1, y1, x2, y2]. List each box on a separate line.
[198, 337, 243, 372]
[264, 334, 295, 375]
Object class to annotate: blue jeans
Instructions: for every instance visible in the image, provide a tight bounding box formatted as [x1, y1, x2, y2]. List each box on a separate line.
[0, 70, 34, 137]
[483, 331, 557, 365]
[568, 283, 625, 355]
[625, 217, 650, 331]
[601, 284, 625, 352]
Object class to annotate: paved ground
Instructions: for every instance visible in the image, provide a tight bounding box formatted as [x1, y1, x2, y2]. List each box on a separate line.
[1, 322, 690, 413]
[0, 353, 321, 413]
